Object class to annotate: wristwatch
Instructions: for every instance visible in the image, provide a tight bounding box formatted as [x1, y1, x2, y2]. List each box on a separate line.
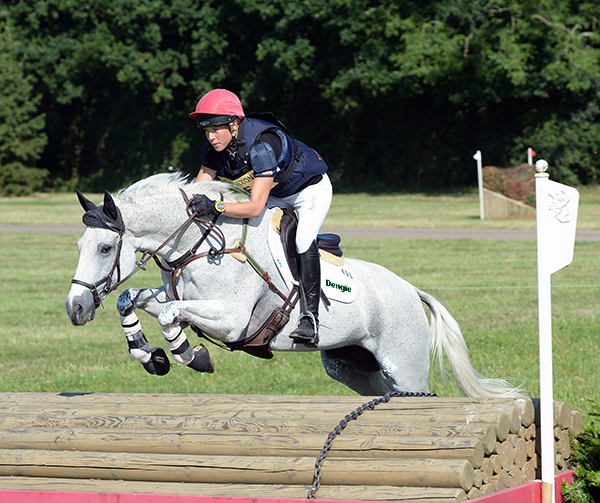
[214, 200, 226, 214]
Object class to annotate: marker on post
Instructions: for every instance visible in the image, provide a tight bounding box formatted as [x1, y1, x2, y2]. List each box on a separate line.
[473, 150, 484, 220]
[535, 159, 579, 503]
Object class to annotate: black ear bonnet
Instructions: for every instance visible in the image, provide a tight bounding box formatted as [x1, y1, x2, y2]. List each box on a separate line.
[76, 189, 126, 235]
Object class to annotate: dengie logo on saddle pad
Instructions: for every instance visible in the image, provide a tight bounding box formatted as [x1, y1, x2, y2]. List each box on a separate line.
[321, 266, 355, 303]
[267, 216, 356, 304]
[326, 279, 351, 294]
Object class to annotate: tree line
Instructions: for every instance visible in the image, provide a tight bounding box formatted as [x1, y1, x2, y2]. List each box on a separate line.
[1, 0, 599, 195]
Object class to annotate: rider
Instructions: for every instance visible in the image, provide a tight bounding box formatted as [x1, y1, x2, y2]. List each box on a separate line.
[189, 89, 332, 345]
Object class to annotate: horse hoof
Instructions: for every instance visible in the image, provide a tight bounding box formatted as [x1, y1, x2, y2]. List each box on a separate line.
[141, 347, 171, 376]
[188, 344, 214, 373]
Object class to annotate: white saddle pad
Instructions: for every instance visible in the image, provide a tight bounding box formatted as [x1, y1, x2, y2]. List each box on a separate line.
[268, 224, 356, 304]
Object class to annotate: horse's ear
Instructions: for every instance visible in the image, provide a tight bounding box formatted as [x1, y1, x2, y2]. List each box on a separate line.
[102, 190, 119, 221]
[76, 188, 97, 212]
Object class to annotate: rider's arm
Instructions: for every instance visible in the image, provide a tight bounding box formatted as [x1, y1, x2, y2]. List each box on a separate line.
[219, 139, 278, 218]
[195, 166, 216, 182]
[221, 176, 274, 218]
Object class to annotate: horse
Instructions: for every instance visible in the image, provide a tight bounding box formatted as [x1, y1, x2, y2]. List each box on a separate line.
[65, 172, 522, 398]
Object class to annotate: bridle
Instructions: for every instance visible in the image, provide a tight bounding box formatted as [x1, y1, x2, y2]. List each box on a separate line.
[71, 188, 291, 317]
[71, 230, 125, 309]
[70, 189, 224, 309]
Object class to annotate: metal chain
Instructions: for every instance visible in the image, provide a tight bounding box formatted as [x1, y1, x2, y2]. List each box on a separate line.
[307, 390, 437, 500]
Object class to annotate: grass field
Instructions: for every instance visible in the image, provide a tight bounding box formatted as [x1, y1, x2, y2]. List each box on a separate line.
[0, 186, 598, 421]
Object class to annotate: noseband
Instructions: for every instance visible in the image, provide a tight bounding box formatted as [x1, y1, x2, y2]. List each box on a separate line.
[71, 230, 125, 309]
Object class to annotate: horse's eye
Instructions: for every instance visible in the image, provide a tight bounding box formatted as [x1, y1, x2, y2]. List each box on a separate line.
[100, 245, 112, 254]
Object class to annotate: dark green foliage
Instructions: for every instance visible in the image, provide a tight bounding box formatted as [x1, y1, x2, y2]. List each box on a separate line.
[0, 19, 48, 195]
[511, 103, 600, 186]
[562, 403, 600, 503]
[2, 1, 600, 192]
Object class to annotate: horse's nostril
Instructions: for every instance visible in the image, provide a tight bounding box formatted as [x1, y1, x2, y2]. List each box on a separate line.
[66, 288, 96, 326]
[69, 303, 83, 324]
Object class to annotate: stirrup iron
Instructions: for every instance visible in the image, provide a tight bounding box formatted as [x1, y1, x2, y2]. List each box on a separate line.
[289, 312, 319, 346]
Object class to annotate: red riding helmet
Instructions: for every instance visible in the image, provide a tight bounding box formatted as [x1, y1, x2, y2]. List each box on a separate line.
[190, 89, 245, 127]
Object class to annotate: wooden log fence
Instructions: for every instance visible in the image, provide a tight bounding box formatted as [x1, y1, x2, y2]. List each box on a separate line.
[0, 393, 582, 502]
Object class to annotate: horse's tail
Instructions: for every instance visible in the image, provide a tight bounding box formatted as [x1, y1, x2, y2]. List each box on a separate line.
[417, 289, 525, 398]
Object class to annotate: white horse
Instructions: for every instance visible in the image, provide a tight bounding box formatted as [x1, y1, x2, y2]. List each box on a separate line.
[65, 173, 522, 398]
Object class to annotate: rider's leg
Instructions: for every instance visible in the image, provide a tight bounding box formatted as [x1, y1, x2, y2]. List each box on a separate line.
[289, 240, 320, 344]
[284, 174, 333, 345]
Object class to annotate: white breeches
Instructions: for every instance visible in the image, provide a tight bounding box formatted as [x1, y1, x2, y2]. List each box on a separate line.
[267, 173, 333, 253]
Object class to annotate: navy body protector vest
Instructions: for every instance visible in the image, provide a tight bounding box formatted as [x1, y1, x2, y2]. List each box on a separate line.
[235, 113, 302, 185]
[204, 114, 327, 198]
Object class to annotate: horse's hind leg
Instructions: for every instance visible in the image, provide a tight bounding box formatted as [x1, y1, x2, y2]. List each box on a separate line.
[321, 347, 395, 396]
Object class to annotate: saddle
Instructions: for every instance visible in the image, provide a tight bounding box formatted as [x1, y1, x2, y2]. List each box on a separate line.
[215, 209, 343, 359]
[276, 208, 343, 281]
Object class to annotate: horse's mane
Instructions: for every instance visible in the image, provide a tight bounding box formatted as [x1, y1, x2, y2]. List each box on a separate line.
[114, 172, 249, 204]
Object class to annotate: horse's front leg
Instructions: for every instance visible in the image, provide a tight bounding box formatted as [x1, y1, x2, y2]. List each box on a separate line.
[157, 300, 244, 371]
[117, 287, 173, 376]
[121, 288, 216, 374]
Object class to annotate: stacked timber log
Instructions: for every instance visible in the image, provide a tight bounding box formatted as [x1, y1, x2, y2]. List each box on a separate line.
[0, 393, 582, 502]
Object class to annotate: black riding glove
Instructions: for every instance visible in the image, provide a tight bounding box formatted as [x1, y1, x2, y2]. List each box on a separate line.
[189, 194, 226, 217]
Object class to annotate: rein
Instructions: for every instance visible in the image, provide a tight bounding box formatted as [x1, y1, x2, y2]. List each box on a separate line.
[73, 189, 289, 309]
[157, 189, 289, 303]
[71, 190, 215, 308]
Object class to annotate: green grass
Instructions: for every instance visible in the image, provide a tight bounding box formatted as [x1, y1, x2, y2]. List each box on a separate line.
[0, 188, 599, 422]
[324, 185, 600, 230]
[0, 192, 85, 226]
[3, 185, 600, 230]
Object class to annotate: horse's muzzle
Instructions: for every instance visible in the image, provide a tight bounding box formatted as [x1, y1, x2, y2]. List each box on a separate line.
[65, 287, 97, 326]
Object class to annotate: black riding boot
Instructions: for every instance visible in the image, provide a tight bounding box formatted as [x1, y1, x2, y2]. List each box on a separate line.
[289, 241, 320, 345]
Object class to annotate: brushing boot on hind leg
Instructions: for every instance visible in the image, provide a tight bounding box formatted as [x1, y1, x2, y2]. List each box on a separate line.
[289, 240, 320, 346]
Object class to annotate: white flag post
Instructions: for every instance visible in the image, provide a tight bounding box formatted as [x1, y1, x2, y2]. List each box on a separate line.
[473, 150, 484, 219]
[535, 159, 579, 503]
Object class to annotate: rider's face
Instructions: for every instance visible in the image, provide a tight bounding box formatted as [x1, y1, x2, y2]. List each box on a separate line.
[204, 125, 232, 152]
